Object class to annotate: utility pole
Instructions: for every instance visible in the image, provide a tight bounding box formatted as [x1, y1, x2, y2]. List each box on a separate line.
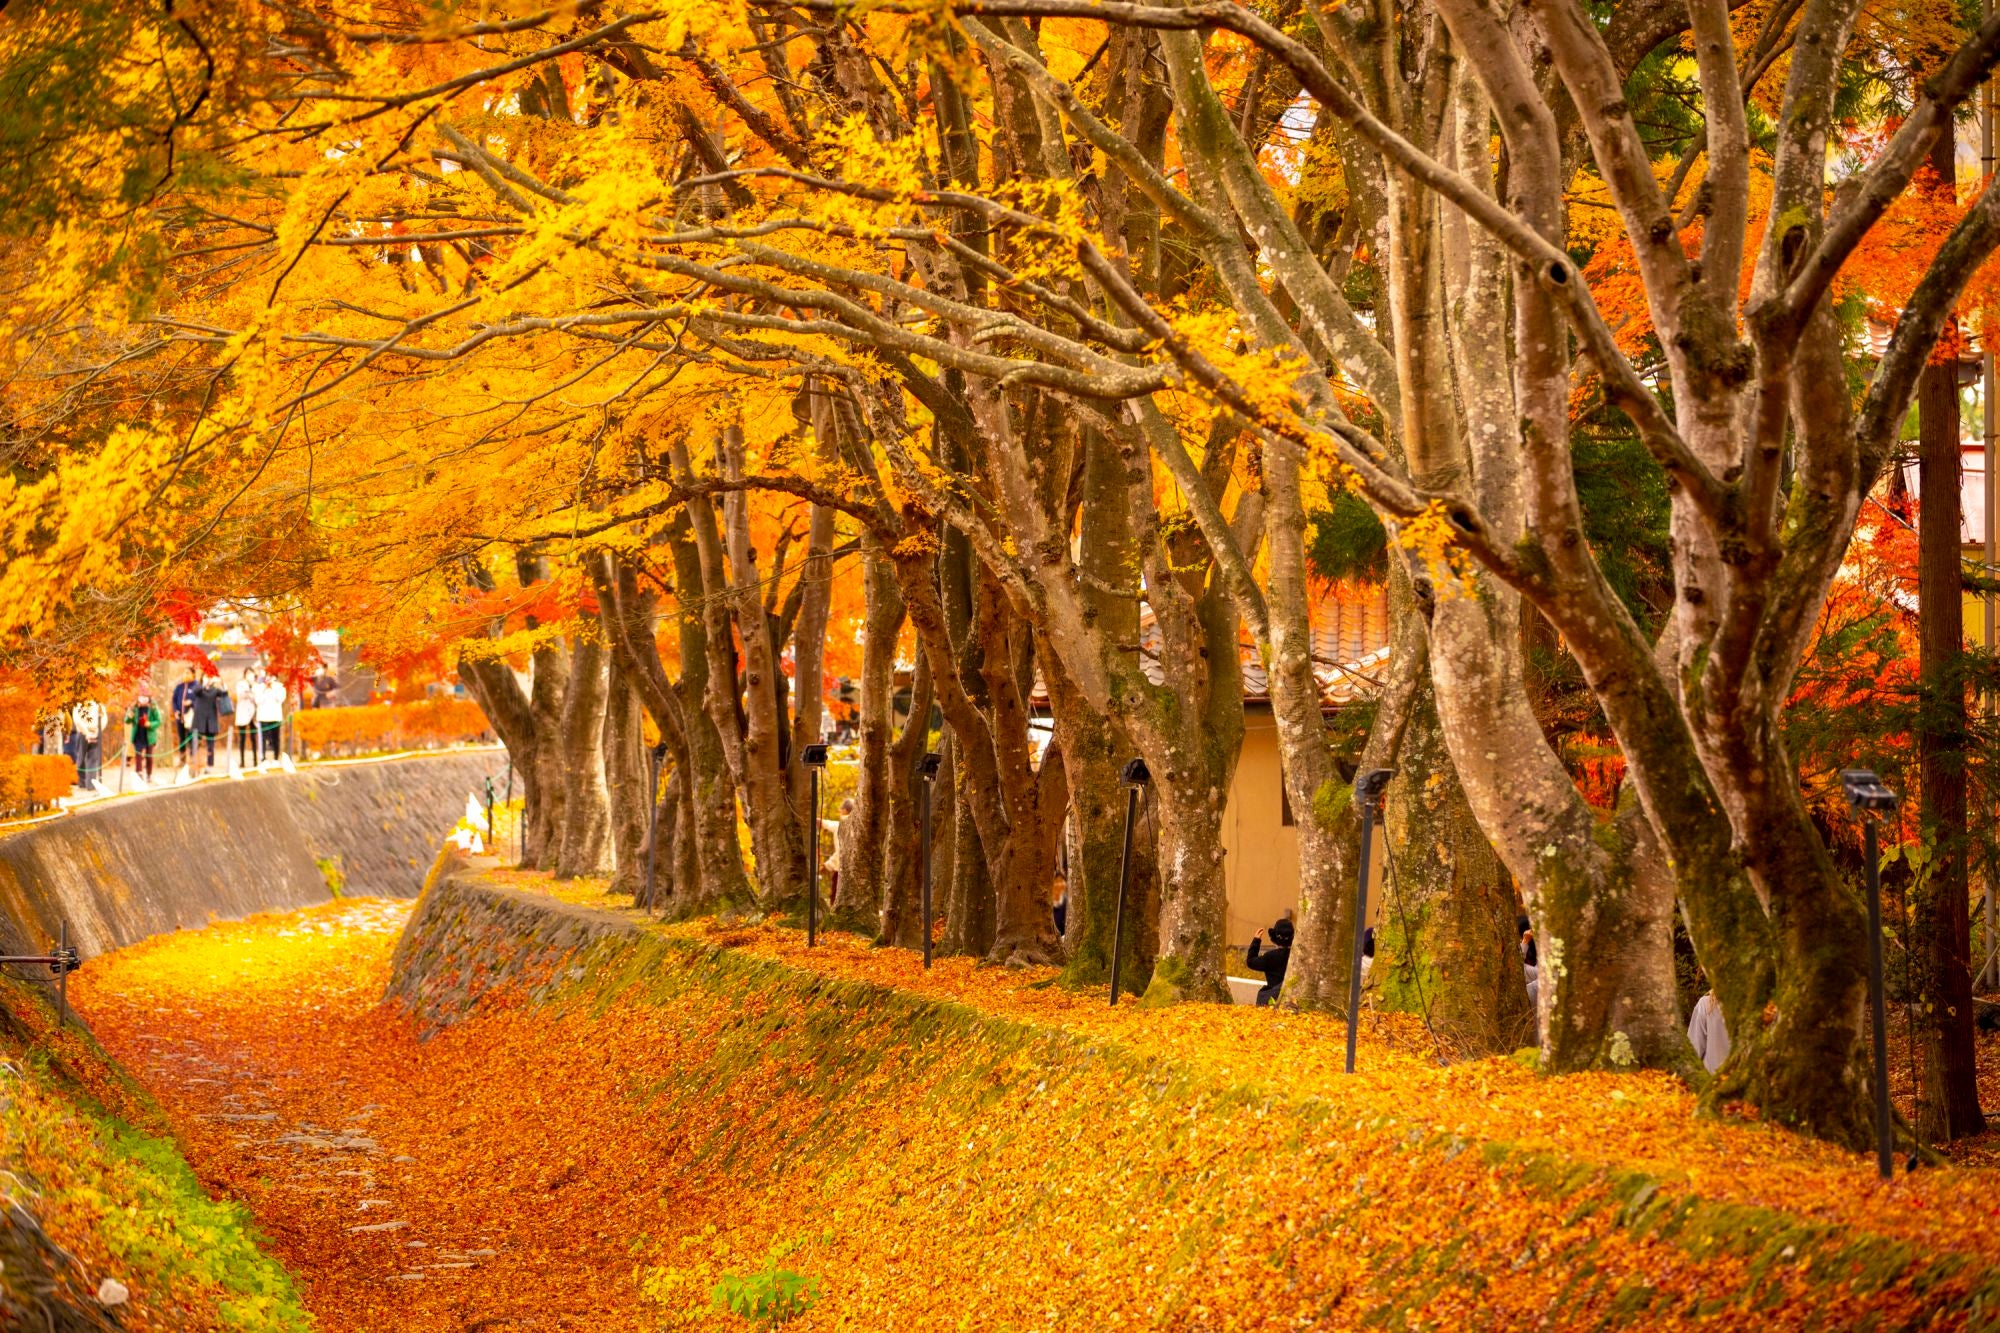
[1983, 0, 1998, 992]
[1915, 110, 1987, 1141]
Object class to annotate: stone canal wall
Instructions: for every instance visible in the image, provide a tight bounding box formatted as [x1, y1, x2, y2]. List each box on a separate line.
[0, 749, 503, 960]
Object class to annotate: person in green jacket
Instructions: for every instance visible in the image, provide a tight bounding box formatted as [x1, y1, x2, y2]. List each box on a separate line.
[126, 689, 162, 782]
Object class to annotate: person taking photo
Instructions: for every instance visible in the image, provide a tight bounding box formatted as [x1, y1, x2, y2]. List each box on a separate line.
[126, 690, 161, 783]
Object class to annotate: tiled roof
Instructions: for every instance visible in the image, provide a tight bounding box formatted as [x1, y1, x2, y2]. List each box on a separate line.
[1119, 583, 1394, 709]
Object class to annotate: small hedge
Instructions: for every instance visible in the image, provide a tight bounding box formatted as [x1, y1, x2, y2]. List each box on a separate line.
[0, 753, 78, 819]
[293, 698, 491, 757]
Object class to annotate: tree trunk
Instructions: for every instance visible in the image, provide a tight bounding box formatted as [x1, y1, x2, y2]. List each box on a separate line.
[456, 653, 553, 870]
[984, 717, 1065, 965]
[672, 442, 750, 815]
[941, 742, 996, 956]
[719, 430, 810, 909]
[668, 759, 700, 914]
[1050, 427, 1151, 990]
[786, 496, 837, 824]
[1260, 399, 1367, 1014]
[1284, 573, 1421, 1011]
[1135, 563, 1246, 1004]
[847, 544, 904, 927]
[602, 655, 649, 899]
[978, 574, 1063, 967]
[1379, 668, 1535, 1055]
[1915, 119, 1986, 1139]
[554, 637, 611, 879]
[1049, 665, 1151, 991]
[666, 531, 755, 915]
[878, 651, 935, 949]
[523, 642, 570, 871]
[1142, 768, 1233, 1004]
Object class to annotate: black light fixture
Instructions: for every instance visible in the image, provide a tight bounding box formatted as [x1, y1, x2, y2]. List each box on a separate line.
[802, 744, 830, 946]
[917, 751, 942, 968]
[1108, 757, 1152, 1007]
[1346, 768, 1394, 1073]
[1842, 767, 1898, 1180]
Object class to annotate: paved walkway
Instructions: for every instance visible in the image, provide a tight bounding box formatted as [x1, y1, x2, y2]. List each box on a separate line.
[7, 744, 504, 833]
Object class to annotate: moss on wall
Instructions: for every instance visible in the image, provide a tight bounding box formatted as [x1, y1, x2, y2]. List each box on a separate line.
[386, 873, 2000, 1328]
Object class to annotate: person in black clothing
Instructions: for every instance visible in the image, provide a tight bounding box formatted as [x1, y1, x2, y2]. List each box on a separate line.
[1245, 917, 1294, 1006]
[190, 674, 227, 774]
[171, 669, 199, 766]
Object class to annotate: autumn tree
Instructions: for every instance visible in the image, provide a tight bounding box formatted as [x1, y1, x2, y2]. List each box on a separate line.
[11, 0, 2000, 1151]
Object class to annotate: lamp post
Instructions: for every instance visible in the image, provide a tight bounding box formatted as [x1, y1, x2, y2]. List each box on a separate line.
[1346, 768, 1395, 1074]
[1842, 768, 1900, 1180]
[504, 755, 518, 865]
[802, 743, 829, 946]
[1108, 757, 1151, 1007]
[917, 752, 942, 967]
[645, 741, 666, 917]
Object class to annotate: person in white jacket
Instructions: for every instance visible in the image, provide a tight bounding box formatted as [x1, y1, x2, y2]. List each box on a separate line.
[234, 670, 259, 771]
[69, 700, 107, 791]
[1688, 988, 1731, 1073]
[254, 672, 287, 762]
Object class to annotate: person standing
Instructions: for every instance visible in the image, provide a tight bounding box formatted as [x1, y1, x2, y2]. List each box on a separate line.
[189, 672, 225, 776]
[255, 671, 287, 762]
[823, 798, 856, 907]
[69, 699, 106, 792]
[1688, 984, 1731, 1073]
[311, 665, 339, 709]
[234, 669, 259, 771]
[125, 690, 161, 783]
[171, 668, 199, 771]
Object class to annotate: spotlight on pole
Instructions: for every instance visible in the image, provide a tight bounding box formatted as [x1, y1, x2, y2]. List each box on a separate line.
[1842, 767, 1899, 1180]
[1345, 768, 1395, 1073]
[917, 751, 942, 968]
[802, 743, 830, 947]
[1109, 757, 1151, 1007]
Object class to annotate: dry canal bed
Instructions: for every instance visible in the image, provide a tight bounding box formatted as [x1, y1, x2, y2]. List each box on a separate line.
[69, 899, 659, 1331]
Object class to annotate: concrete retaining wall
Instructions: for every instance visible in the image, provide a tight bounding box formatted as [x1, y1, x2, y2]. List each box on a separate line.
[0, 749, 504, 960]
[386, 862, 638, 1037]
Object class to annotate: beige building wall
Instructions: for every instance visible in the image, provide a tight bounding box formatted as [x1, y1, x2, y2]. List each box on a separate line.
[1221, 710, 1300, 948]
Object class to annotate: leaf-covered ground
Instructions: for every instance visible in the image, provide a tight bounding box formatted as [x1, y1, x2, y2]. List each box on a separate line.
[67, 885, 2000, 1330]
[0, 965, 310, 1330]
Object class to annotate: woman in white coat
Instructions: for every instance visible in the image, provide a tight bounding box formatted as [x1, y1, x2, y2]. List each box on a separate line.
[234, 670, 259, 770]
[253, 672, 287, 762]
